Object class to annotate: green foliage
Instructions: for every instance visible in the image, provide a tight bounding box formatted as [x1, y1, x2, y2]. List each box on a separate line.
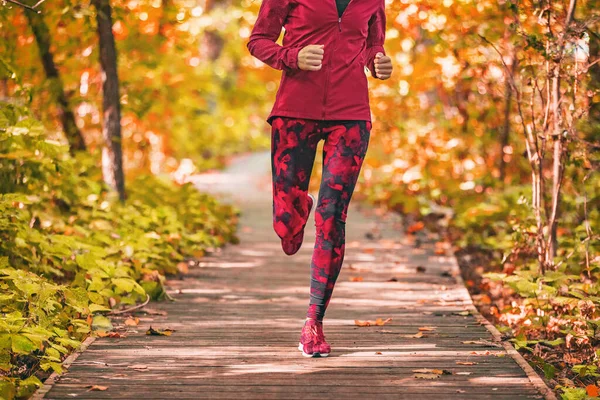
[0, 103, 240, 398]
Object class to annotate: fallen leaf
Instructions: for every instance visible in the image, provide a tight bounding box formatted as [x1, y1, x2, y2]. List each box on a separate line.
[402, 331, 426, 338]
[87, 385, 108, 391]
[146, 326, 175, 336]
[479, 294, 492, 304]
[455, 372, 473, 375]
[416, 265, 426, 273]
[418, 326, 436, 331]
[362, 248, 375, 254]
[456, 361, 478, 365]
[387, 277, 398, 282]
[124, 317, 139, 326]
[587, 385, 599, 398]
[412, 369, 451, 375]
[375, 351, 382, 355]
[414, 373, 440, 379]
[350, 276, 364, 282]
[176, 262, 189, 274]
[407, 221, 424, 234]
[434, 248, 446, 255]
[354, 318, 392, 327]
[96, 331, 126, 338]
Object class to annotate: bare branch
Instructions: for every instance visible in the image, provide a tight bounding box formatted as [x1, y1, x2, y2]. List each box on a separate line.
[108, 294, 151, 315]
[2, 0, 46, 11]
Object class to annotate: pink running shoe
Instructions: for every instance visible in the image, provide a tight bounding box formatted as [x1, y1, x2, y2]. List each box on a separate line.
[298, 318, 331, 357]
[281, 193, 315, 256]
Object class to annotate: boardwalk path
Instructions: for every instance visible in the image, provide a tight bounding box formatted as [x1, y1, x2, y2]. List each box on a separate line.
[40, 151, 552, 400]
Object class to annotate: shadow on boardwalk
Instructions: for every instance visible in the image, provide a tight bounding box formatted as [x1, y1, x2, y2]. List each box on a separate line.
[38, 151, 552, 400]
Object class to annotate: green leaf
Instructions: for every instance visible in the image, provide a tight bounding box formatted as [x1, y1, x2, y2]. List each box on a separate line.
[0, 379, 16, 400]
[112, 278, 135, 293]
[89, 304, 112, 313]
[11, 335, 37, 354]
[91, 315, 113, 332]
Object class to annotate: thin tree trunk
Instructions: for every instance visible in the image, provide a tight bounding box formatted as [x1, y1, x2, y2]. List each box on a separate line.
[499, 46, 518, 182]
[93, 0, 126, 201]
[25, 9, 86, 153]
[546, 0, 577, 265]
[588, 29, 600, 133]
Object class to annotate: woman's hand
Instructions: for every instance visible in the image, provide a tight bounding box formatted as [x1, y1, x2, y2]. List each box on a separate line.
[298, 45, 324, 71]
[374, 52, 393, 79]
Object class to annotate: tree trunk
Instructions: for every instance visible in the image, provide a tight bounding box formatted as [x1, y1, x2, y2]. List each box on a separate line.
[93, 0, 126, 201]
[545, 0, 577, 267]
[25, 9, 86, 153]
[588, 29, 600, 139]
[499, 45, 518, 182]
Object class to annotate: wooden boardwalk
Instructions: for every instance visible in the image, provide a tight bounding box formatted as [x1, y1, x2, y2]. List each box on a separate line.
[39, 152, 552, 400]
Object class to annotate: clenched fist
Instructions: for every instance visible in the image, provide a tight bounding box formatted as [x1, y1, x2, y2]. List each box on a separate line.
[374, 52, 393, 80]
[298, 44, 324, 71]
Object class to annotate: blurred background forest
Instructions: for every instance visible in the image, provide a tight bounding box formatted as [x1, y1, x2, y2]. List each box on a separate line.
[0, 0, 599, 398]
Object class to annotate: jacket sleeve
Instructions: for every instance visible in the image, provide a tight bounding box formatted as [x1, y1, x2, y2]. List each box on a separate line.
[365, 1, 387, 79]
[246, 0, 301, 72]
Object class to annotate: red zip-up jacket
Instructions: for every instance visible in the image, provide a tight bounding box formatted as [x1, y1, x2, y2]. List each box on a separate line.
[247, 0, 387, 125]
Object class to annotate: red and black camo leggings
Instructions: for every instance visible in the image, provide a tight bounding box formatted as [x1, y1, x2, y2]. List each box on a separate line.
[270, 116, 371, 321]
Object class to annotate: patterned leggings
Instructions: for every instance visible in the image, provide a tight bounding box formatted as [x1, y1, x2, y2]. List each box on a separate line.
[270, 117, 371, 321]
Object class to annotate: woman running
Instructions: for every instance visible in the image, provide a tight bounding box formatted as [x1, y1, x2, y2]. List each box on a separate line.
[247, 0, 392, 357]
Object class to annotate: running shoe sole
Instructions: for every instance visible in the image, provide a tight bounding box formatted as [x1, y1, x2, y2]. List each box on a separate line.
[298, 342, 330, 358]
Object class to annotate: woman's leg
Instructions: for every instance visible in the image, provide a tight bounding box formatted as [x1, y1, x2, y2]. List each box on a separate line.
[271, 117, 320, 248]
[306, 120, 371, 321]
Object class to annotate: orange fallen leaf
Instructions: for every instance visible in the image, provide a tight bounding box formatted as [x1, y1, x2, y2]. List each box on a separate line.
[354, 317, 392, 327]
[375, 351, 382, 355]
[412, 369, 451, 375]
[350, 276, 364, 282]
[407, 221, 424, 234]
[124, 317, 139, 326]
[176, 262, 189, 274]
[87, 385, 108, 391]
[418, 326, 436, 331]
[96, 331, 126, 338]
[434, 248, 446, 255]
[456, 361, 478, 365]
[362, 248, 375, 254]
[587, 385, 599, 398]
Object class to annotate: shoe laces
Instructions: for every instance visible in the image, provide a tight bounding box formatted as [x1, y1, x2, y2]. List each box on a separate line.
[305, 321, 325, 345]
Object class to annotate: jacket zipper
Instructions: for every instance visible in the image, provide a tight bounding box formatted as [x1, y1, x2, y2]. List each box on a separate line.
[323, 0, 354, 119]
[338, 0, 353, 31]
